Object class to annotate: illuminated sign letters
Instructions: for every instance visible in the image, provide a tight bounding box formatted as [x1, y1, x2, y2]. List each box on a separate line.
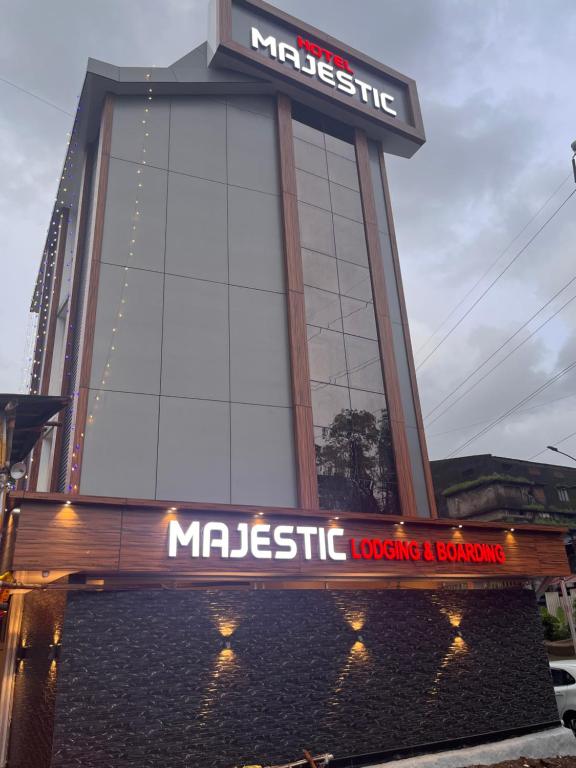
[250, 27, 397, 116]
[168, 519, 347, 561]
[168, 520, 507, 566]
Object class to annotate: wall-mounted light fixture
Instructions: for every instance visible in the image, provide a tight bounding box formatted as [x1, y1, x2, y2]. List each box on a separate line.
[15, 643, 28, 668]
[48, 643, 61, 662]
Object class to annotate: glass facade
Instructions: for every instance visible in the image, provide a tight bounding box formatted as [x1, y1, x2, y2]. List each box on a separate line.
[293, 119, 399, 514]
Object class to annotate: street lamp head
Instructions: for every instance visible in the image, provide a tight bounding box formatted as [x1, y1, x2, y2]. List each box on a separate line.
[547, 445, 559, 452]
[571, 139, 576, 154]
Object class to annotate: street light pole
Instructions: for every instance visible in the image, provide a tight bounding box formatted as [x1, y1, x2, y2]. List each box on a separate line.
[547, 445, 576, 464]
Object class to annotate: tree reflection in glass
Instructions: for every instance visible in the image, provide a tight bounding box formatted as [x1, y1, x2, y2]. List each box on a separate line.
[316, 408, 399, 514]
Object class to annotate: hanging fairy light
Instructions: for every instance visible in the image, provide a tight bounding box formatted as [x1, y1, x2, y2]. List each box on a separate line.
[70, 79, 156, 491]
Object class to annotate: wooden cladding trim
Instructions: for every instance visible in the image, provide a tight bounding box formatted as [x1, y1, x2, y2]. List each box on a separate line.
[9, 491, 569, 533]
[378, 152, 438, 518]
[355, 129, 417, 518]
[11, 501, 570, 578]
[277, 94, 319, 509]
[50, 147, 95, 492]
[70, 95, 114, 495]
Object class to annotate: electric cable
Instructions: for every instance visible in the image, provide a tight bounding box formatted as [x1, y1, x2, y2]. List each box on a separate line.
[427, 391, 576, 439]
[416, 187, 576, 371]
[445, 358, 576, 458]
[529, 428, 576, 461]
[0, 75, 74, 116]
[415, 173, 572, 357]
[424, 273, 576, 423]
[426, 288, 576, 429]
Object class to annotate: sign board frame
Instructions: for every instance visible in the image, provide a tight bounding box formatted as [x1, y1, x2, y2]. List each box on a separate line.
[208, 0, 426, 157]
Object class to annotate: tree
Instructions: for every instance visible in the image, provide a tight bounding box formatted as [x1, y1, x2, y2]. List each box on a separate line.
[316, 408, 398, 514]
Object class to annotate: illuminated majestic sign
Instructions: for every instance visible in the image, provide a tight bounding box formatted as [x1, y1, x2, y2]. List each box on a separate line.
[168, 520, 507, 565]
[168, 520, 346, 560]
[250, 28, 398, 116]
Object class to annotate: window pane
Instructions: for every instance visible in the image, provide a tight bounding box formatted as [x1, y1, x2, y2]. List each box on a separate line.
[293, 117, 398, 515]
[304, 286, 343, 332]
[344, 335, 384, 393]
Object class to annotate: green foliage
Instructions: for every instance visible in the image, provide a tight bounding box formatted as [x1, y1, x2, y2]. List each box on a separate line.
[540, 603, 575, 642]
[442, 473, 535, 497]
[540, 608, 559, 641]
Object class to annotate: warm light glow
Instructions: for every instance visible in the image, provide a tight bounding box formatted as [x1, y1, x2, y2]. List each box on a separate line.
[350, 640, 368, 661]
[446, 610, 461, 628]
[218, 619, 237, 638]
[56, 506, 79, 521]
[343, 610, 365, 633]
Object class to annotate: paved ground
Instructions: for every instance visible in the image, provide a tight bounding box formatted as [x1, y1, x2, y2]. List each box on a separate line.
[468, 758, 576, 768]
[372, 727, 576, 768]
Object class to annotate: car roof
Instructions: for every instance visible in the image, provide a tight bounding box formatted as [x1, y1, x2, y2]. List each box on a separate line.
[550, 660, 576, 669]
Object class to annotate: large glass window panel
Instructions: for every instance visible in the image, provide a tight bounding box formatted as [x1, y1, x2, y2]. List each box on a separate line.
[311, 383, 351, 428]
[340, 296, 378, 340]
[296, 169, 331, 211]
[298, 201, 335, 257]
[326, 152, 360, 192]
[302, 249, 339, 293]
[330, 183, 364, 223]
[337, 260, 372, 302]
[332, 214, 368, 266]
[304, 286, 343, 332]
[293, 117, 398, 515]
[294, 138, 328, 177]
[307, 328, 348, 386]
[344, 335, 385, 394]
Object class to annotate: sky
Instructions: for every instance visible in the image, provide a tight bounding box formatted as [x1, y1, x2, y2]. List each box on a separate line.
[1, 0, 575, 466]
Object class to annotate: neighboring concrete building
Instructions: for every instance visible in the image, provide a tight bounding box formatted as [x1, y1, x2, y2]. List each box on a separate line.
[0, 2, 570, 767]
[432, 454, 576, 526]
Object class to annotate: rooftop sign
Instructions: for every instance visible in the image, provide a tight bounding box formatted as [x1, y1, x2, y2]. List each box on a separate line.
[208, 0, 425, 157]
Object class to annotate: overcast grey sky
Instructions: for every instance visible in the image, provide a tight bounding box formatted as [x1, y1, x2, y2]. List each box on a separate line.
[1, 0, 575, 465]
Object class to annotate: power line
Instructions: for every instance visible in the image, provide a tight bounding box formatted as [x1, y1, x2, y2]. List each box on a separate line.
[529, 428, 576, 461]
[445, 358, 576, 458]
[414, 173, 572, 358]
[426, 288, 576, 429]
[0, 75, 74, 117]
[416, 187, 576, 371]
[424, 271, 576, 422]
[427, 391, 576, 439]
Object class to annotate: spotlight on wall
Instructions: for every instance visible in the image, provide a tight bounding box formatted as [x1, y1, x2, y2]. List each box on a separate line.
[15, 644, 28, 668]
[48, 643, 61, 662]
[458, 524, 463, 529]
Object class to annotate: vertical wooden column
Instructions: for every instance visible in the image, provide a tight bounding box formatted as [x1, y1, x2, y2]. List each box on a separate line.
[276, 94, 319, 510]
[69, 95, 114, 495]
[355, 129, 418, 518]
[378, 152, 438, 518]
[50, 148, 95, 492]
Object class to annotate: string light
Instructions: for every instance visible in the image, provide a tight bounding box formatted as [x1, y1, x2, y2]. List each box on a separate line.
[81, 84, 155, 462]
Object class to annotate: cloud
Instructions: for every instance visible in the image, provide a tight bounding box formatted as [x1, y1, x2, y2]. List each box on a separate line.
[1, 0, 575, 466]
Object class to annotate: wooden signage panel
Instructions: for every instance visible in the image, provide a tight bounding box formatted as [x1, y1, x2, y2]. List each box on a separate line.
[12, 498, 570, 579]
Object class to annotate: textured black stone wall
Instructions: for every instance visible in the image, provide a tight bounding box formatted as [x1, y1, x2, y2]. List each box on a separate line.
[49, 588, 557, 768]
[7, 591, 67, 768]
